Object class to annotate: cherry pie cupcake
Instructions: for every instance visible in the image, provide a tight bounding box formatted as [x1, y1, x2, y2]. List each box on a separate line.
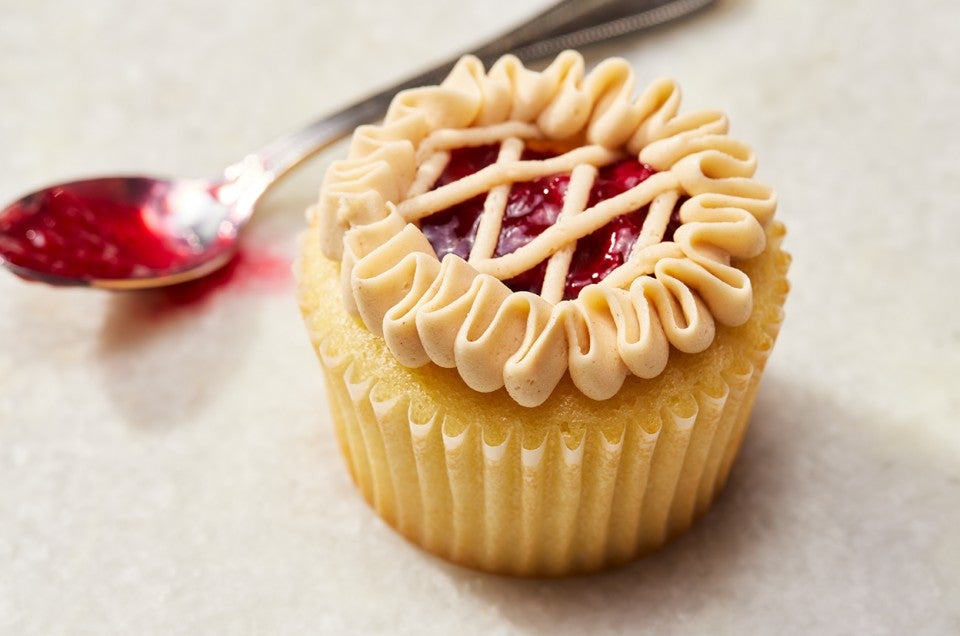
[297, 51, 789, 576]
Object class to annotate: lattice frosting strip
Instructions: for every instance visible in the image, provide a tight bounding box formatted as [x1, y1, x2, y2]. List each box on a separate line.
[467, 136, 524, 263]
[312, 51, 774, 407]
[539, 163, 596, 304]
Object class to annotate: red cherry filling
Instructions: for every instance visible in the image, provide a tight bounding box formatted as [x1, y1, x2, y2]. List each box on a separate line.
[564, 160, 661, 299]
[417, 145, 499, 262]
[418, 144, 680, 300]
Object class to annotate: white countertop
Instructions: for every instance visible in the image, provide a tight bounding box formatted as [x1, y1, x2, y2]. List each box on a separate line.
[2, 0, 958, 633]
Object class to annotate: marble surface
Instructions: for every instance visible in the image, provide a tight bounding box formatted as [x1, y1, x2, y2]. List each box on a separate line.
[2, 0, 958, 633]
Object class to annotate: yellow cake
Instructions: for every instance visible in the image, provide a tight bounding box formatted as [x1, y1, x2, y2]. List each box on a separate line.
[297, 51, 789, 576]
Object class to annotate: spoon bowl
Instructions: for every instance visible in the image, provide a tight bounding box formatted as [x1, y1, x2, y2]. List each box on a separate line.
[0, 0, 717, 289]
[0, 152, 273, 288]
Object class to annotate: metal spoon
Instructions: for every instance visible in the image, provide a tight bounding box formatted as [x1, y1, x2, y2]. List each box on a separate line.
[0, 0, 715, 290]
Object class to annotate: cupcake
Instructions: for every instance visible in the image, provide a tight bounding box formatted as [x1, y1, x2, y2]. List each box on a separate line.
[297, 51, 789, 576]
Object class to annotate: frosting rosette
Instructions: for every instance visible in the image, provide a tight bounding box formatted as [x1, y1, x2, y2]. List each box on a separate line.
[310, 51, 777, 407]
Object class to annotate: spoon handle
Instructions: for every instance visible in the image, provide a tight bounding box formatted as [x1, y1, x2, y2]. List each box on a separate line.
[248, 0, 716, 185]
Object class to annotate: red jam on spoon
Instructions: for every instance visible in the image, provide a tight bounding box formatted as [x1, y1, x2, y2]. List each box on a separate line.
[0, 178, 234, 284]
[418, 144, 681, 300]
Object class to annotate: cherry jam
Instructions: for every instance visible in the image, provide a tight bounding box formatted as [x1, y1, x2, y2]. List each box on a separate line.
[418, 144, 679, 300]
[0, 178, 225, 283]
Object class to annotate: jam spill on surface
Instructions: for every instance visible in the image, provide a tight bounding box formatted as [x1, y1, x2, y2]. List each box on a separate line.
[0, 179, 229, 282]
[419, 145, 680, 300]
[156, 247, 292, 308]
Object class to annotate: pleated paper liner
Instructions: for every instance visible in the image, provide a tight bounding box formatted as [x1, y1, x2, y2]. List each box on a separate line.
[298, 222, 789, 577]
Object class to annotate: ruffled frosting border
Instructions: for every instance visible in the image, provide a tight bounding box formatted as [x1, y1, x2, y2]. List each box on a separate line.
[309, 51, 777, 407]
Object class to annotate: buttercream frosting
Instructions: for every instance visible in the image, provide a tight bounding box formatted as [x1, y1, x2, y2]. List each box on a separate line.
[309, 51, 776, 407]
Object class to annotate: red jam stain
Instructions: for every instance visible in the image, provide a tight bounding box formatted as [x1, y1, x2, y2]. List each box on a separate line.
[420, 145, 680, 300]
[156, 246, 292, 309]
[0, 179, 226, 283]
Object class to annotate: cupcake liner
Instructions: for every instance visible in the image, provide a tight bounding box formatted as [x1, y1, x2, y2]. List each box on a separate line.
[313, 325, 780, 576]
